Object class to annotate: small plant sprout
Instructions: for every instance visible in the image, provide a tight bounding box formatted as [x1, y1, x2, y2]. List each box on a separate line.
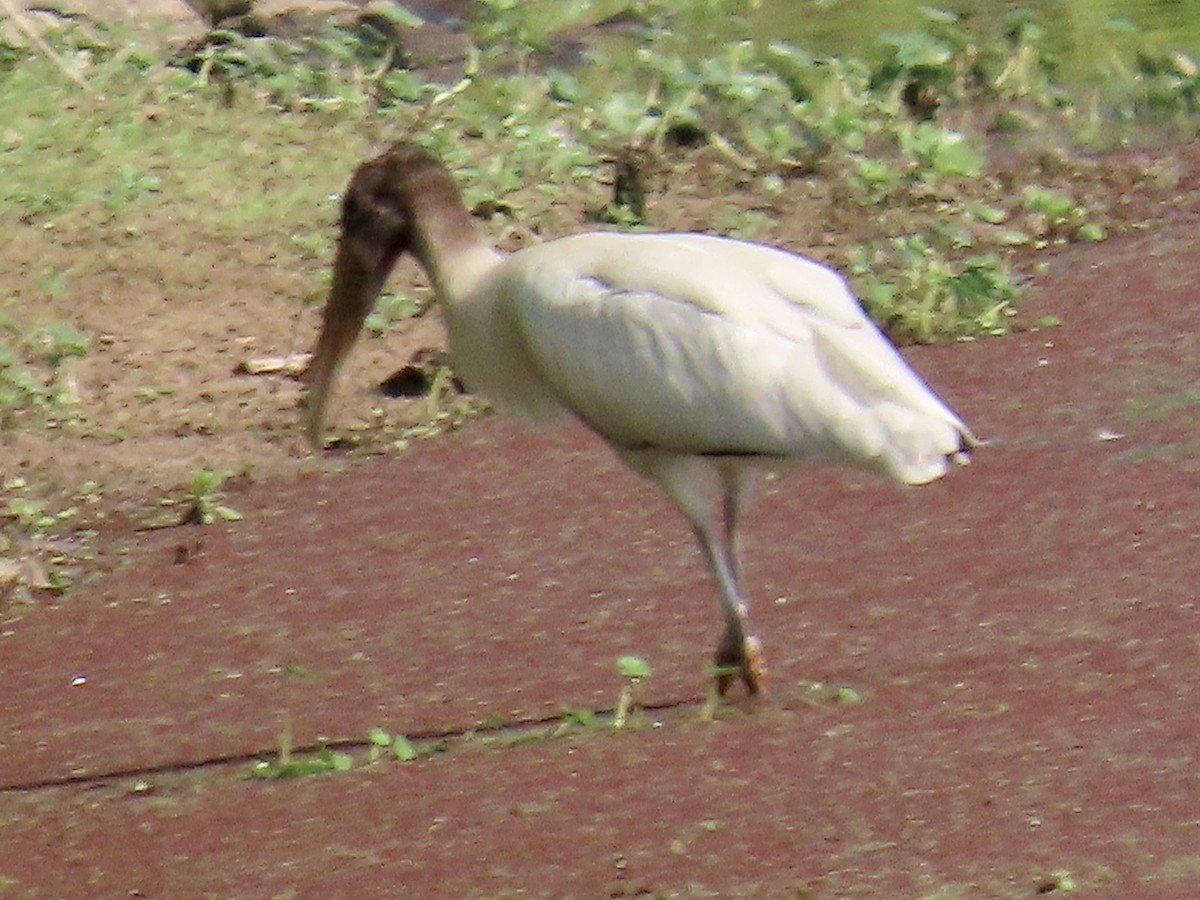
[425, 365, 457, 421]
[247, 714, 352, 779]
[796, 680, 864, 707]
[560, 707, 598, 729]
[1037, 869, 1076, 893]
[33, 322, 89, 369]
[249, 746, 354, 779]
[369, 726, 418, 762]
[180, 468, 243, 525]
[363, 290, 420, 335]
[392, 734, 418, 761]
[614, 655, 651, 729]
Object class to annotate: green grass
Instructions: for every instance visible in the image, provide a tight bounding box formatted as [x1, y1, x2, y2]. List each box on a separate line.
[2, 2, 1197, 346]
[0, 476, 94, 597]
[0, 310, 89, 428]
[0, 66, 367, 233]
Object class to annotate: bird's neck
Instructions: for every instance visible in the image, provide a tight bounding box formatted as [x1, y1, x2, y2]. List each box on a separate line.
[407, 185, 503, 304]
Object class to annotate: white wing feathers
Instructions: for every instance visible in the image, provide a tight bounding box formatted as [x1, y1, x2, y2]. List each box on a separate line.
[496, 232, 972, 485]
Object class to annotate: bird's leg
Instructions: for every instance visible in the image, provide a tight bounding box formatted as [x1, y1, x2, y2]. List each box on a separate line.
[715, 465, 764, 695]
[691, 519, 757, 696]
[692, 465, 764, 696]
[620, 450, 764, 697]
[719, 465, 757, 590]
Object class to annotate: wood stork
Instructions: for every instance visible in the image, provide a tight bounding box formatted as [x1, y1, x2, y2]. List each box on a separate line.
[305, 143, 978, 696]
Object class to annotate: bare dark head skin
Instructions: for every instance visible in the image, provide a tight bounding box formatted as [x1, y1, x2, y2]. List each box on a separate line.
[303, 143, 474, 447]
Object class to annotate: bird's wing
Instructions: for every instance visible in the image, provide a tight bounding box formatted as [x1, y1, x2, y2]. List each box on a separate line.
[624, 235, 966, 421]
[622, 233, 869, 330]
[500, 233, 971, 482]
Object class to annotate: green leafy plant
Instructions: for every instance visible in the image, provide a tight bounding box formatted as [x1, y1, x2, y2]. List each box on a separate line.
[9, 3, 1189, 355]
[0, 347, 51, 419]
[1038, 869, 1077, 893]
[873, 6, 1068, 112]
[898, 122, 984, 180]
[4, 497, 65, 538]
[179, 469, 243, 525]
[851, 237, 1020, 342]
[364, 291, 420, 335]
[174, 11, 420, 112]
[368, 726, 418, 762]
[796, 680, 863, 706]
[1135, 49, 1200, 113]
[0, 474, 102, 602]
[1021, 184, 1105, 242]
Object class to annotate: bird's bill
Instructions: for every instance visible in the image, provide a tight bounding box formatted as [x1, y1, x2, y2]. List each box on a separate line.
[303, 237, 389, 447]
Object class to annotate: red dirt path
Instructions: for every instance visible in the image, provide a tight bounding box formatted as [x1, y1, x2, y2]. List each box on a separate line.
[3, 202, 1200, 896]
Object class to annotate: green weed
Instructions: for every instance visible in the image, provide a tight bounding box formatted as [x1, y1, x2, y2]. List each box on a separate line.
[364, 291, 421, 335]
[179, 469, 243, 526]
[851, 237, 1020, 342]
[248, 745, 353, 779]
[368, 726, 419, 762]
[0, 312, 88, 426]
[0, 476, 90, 599]
[2, 1, 1196, 355]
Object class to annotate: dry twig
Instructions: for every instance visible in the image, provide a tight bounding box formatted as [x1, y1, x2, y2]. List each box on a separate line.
[0, 0, 101, 97]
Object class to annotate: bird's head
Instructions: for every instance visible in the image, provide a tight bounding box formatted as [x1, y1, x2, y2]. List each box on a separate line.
[334, 148, 419, 279]
[303, 143, 461, 447]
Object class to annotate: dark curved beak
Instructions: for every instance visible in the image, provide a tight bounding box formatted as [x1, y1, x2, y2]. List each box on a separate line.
[303, 237, 392, 448]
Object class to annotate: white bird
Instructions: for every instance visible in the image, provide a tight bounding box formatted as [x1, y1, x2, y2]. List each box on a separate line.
[305, 143, 978, 697]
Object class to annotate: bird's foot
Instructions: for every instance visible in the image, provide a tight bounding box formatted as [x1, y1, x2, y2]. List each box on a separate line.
[714, 635, 766, 697]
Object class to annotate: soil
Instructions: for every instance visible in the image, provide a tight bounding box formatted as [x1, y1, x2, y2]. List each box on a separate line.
[3, 3, 1200, 898]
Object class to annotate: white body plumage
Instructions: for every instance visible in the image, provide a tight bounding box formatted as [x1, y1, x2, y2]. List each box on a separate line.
[444, 231, 970, 486]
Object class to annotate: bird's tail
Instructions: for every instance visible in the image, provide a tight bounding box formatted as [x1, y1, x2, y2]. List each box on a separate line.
[874, 405, 979, 486]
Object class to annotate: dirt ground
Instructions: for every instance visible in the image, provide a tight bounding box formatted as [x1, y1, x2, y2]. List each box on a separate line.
[0, 0, 473, 529]
[4, 3, 1200, 897]
[3, 202, 1200, 896]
